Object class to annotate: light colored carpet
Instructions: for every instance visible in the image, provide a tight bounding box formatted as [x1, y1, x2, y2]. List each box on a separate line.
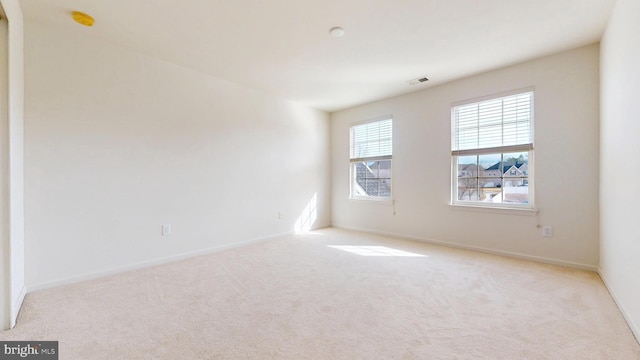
[1, 228, 639, 359]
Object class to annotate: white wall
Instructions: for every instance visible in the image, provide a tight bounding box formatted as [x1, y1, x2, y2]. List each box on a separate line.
[599, 0, 640, 340]
[332, 45, 600, 269]
[0, 7, 9, 332]
[24, 21, 330, 289]
[0, 0, 24, 331]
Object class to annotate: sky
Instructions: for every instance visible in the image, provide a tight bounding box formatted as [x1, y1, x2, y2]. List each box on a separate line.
[459, 152, 528, 167]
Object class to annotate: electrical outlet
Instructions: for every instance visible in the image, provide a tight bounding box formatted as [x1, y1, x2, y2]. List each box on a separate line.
[542, 226, 553, 238]
[278, 212, 284, 220]
[162, 224, 171, 236]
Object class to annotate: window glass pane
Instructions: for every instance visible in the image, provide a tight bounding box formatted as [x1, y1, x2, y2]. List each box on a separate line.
[477, 153, 502, 203]
[379, 178, 391, 197]
[457, 155, 478, 177]
[502, 152, 528, 178]
[503, 177, 529, 204]
[456, 155, 477, 201]
[502, 151, 529, 204]
[352, 160, 391, 198]
[480, 182, 502, 203]
[458, 178, 478, 201]
[479, 154, 502, 174]
[503, 151, 527, 165]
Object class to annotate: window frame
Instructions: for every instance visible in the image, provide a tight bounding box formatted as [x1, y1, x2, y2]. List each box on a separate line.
[450, 89, 535, 210]
[349, 116, 393, 201]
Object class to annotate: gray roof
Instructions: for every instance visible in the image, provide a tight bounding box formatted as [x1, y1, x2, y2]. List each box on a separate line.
[486, 160, 527, 174]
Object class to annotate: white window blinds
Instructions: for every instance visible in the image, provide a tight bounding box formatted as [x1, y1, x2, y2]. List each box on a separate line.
[350, 119, 392, 162]
[452, 92, 533, 155]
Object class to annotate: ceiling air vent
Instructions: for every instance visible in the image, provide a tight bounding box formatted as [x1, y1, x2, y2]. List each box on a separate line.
[407, 76, 429, 86]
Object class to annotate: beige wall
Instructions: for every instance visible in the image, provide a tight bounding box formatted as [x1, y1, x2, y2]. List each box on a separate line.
[0, 0, 24, 330]
[24, 21, 330, 289]
[600, 0, 640, 339]
[332, 45, 600, 269]
[0, 5, 8, 332]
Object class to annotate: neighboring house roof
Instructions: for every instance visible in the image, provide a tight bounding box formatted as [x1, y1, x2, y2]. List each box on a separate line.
[486, 160, 527, 174]
[355, 162, 391, 196]
[504, 165, 524, 176]
[458, 164, 484, 172]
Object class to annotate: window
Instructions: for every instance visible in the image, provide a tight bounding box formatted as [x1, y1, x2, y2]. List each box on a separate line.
[350, 118, 392, 200]
[451, 90, 533, 208]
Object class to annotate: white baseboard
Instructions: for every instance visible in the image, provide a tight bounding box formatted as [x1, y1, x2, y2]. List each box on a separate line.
[331, 224, 598, 272]
[10, 285, 26, 328]
[598, 269, 640, 344]
[28, 231, 293, 293]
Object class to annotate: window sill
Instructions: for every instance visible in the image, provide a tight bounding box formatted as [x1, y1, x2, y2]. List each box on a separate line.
[449, 203, 538, 216]
[349, 197, 394, 205]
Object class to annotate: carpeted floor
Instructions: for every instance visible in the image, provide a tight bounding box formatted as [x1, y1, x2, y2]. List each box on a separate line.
[1, 228, 639, 359]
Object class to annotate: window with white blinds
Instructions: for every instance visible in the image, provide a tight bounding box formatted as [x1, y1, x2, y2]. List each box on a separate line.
[451, 91, 534, 208]
[452, 91, 533, 155]
[350, 119, 392, 161]
[350, 118, 392, 200]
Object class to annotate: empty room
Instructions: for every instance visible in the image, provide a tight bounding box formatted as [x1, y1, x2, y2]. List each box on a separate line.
[1, 0, 639, 359]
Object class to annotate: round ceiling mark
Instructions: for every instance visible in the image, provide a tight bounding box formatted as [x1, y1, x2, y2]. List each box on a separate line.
[72, 11, 95, 27]
[329, 27, 344, 38]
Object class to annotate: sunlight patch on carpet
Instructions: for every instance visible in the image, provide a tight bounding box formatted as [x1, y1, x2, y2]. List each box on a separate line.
[328, 245, 427, 257]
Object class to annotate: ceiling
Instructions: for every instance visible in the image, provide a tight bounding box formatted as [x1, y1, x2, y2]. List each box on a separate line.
[19, 0, 616, 112]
